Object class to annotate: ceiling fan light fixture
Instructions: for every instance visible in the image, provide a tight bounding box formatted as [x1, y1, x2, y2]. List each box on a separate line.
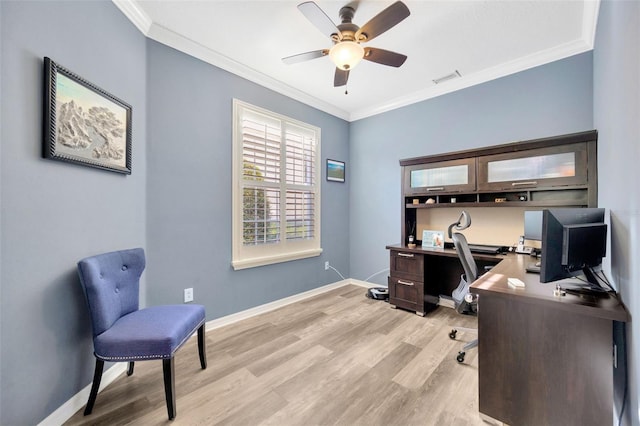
[329, 41, 364, 71]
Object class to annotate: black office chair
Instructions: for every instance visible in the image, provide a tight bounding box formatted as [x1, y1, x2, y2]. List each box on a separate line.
[447, 211, 485, 363]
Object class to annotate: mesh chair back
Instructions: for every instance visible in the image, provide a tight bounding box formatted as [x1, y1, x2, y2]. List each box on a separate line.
[451, 232, 478, 283]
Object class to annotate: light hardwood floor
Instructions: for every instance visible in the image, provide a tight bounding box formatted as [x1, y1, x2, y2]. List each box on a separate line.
[65, 285, 483, 426]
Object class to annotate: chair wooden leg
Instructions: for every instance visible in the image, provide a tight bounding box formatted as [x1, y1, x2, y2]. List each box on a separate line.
[163, 357, 176, 420]
[84, 359, 104, 416]
[197, 324, 207, 369]
[127, 361, 135, 376]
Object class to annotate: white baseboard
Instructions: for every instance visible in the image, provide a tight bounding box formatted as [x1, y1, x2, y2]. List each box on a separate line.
[205, 278, 375, 331]
[38, 279, 372, 425]
[38, 363, 127, 426]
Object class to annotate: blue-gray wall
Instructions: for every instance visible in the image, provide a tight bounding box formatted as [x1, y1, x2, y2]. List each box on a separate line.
[0, 1, 147, 424]
[1, 0, 638, 425]
[145, 39, 350, 315]
[594, 1, 640, 424]
[0, 1, 348, 424]
[349, 52, 594, 285]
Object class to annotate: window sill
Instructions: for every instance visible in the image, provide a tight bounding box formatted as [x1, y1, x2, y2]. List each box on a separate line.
[232, 248, 323, 270]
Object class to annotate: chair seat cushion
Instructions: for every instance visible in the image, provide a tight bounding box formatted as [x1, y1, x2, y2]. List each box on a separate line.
[94, 304, 205, 361]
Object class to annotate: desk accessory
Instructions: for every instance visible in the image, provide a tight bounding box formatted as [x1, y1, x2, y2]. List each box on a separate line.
[508, 277, 525, 288]
[422, 230, 444, 248]
[515, 235, 534, 254]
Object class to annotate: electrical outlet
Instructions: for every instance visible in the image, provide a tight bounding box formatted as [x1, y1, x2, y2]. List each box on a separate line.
[324, 261, 330, 271]
[184, 288, 194, 303]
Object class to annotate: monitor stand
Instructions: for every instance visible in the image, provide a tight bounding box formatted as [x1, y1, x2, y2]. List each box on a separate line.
[561, 267, 611, 297]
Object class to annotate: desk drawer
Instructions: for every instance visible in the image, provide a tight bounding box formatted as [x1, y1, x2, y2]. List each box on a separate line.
[390, 250, 424, 281]
[388, 276, 424, 315]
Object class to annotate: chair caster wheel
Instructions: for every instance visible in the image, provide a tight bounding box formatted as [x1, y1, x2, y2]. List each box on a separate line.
[456, 351, 465, 363]
[449, 329, 457, 340]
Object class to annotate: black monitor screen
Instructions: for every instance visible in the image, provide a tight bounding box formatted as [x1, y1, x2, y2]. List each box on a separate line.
[540, 208, 606, 286]
[524, 210, 543, 241]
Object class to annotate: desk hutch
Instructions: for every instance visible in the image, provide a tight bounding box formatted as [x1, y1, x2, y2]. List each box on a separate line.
[386, 130, 630, 425]
[389, 130, 598, 315]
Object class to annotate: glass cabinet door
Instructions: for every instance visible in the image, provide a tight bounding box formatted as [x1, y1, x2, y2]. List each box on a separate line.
[478, 143, 588, 191]
[404, 158, 476, 195]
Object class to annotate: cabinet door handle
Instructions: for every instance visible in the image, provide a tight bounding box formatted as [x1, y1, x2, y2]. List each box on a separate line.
[511, 181, 537, 187]
[397, 280, 415, 286]
[398, 253, 414, 258]
[426, 187, 445, 191]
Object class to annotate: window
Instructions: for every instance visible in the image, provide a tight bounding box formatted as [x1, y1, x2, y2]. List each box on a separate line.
[232, 99, 322, 269]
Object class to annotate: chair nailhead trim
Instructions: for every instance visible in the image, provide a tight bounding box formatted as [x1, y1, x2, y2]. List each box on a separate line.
[97, 354, 171, 361]
[95, 319, 205, 362]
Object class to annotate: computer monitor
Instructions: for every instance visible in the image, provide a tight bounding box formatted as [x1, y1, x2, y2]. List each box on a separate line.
[540, 208, 607, 289]
[524, 210, 543, 242]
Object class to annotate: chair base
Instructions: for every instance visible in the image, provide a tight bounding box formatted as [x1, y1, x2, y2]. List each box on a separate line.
[84, 359, 104, 416]
[449, 327, 478, 363]
[163, 358, 176, 420]
[84, 324, 207, 421]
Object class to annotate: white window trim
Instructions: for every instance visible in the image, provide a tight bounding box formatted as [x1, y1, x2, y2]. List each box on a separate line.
[232, 99, 322, 270]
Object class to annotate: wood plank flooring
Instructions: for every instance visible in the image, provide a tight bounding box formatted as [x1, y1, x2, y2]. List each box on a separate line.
[64, 285, 484, 426]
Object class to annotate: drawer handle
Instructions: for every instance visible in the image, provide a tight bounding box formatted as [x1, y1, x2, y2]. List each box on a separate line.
[398, 280, 415, 286]
[511, 181, 537, 187]
[398, 253, 414, 258]
[426, 187, 445, 191]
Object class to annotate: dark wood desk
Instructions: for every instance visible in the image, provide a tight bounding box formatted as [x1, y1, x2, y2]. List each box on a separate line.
[472, 254, 630, 426]
[386, 245, 630, 425]
[386, 244, 502, 315]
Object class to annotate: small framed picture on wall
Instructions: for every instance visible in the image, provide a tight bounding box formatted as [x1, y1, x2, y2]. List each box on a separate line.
[326, 159, 345, 183]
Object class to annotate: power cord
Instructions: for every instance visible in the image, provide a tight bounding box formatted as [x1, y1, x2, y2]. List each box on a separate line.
[364, 268, 390, 282]
[327, 264, 345, 280]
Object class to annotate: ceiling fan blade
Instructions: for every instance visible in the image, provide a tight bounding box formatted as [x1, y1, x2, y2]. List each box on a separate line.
[282, 49, 329, 65]
[363, 47, 407, 67]
[356, 1, 410, 42]
[298, 1, 342, 39]
[334, 68, 350, 87]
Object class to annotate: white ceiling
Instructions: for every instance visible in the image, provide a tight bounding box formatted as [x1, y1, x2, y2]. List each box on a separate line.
[114, 0, 599, 121]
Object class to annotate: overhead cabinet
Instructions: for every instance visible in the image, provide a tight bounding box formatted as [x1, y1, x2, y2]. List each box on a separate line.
[477, 142, 588, 191]
[400, 130, 597, 210]
[404, 158, 476, 195]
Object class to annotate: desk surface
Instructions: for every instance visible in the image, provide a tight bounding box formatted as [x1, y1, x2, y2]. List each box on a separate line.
[386, 244, 630, 322]
[472, 252, 630, 322]
[385, 244, 506, 263]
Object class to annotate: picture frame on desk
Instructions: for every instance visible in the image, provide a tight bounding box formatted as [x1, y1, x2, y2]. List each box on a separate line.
[421, 230, 444, 249]
[43, 57, 133, 174]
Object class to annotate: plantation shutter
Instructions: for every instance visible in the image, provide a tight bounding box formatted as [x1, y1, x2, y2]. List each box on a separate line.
[233, 99, 321, 269]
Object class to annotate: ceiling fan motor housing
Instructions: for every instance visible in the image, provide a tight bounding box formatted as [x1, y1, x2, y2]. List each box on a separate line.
[332, 6, 366, 42]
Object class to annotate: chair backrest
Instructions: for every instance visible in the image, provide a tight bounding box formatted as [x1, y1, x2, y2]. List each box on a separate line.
[451, 232, 478, 283]
[77, 248, 146, 337]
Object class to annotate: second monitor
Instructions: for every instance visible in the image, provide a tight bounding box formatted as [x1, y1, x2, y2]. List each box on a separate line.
[539, 208, 608, 290]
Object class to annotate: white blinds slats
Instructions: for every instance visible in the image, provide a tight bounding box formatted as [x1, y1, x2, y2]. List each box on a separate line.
[240, 107, 317, 246]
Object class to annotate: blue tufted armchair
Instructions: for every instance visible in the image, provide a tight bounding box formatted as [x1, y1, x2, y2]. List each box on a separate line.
[77, 248, 206, 420]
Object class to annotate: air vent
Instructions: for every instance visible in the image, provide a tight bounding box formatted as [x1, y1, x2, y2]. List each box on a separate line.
[433, 70, 461, 84]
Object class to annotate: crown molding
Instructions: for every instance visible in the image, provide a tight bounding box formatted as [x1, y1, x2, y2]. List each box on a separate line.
[349, 37, 594, 121]
[582, 0, 600, 48]
[145, 23, 351, 121]
[112, 0, 350, 121]
[112, 0, 152, 34]
[113, 0, 599, 123]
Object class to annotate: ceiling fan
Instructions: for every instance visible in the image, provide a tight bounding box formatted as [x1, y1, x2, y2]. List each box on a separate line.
[282, 1, 410, 88]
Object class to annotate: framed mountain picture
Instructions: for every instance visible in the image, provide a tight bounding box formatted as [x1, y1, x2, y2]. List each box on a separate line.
[43, 57, 132, 174]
